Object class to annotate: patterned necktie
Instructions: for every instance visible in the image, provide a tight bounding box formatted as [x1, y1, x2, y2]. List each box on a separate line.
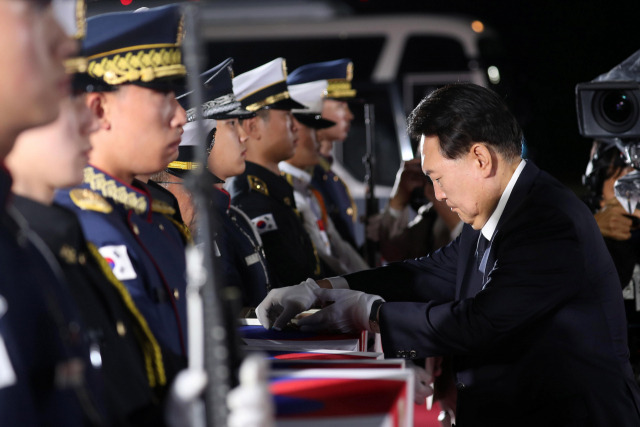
[476, 234, 490, 275]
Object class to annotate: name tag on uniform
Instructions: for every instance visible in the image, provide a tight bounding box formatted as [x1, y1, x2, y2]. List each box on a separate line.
[245, 253, 260, 266]
[251, 213, 277, 235]
[99, 245, 137, 281]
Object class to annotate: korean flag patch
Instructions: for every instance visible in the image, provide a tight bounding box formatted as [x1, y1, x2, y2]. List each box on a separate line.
[251, 213, 278, 235]
[99, 245, 137, 281]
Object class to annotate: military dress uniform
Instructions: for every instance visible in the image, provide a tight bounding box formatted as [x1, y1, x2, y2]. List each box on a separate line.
[287, 59, 361, 248]
[227, 161, 321, 288]
[52, 5, 191, 360]
[210, 177, 273, 307]
[312, 157, 359, 248]
[55, 166, 188, 359]
[13, 195, 169, 427]
[0, 170, 106, 427]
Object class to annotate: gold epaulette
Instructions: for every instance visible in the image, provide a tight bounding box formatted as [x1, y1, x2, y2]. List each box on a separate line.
[248, 175, 269, 196]
[69, 189, 113, 214]
[281, 172, 294, 187]
[151, 199, 176, 216]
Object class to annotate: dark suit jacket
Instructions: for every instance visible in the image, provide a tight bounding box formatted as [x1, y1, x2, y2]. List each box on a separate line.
[344, 161, 640, 426]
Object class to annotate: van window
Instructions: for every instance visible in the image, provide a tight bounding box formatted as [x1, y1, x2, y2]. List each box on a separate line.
[399, 35, 471, 74]
[203, 37, 385, 79]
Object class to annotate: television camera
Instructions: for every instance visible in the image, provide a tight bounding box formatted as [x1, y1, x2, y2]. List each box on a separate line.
[576, 51, 640, 214]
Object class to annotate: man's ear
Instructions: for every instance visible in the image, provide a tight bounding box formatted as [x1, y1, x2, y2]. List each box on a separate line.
[85, 92, 110, 131]
[471, 142, 494, 176]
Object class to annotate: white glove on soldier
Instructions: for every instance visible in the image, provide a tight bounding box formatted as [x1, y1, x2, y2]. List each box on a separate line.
[227, 354, 274, 427]
[165, 368, 207, 427]
[256, 278, 319, 330]
[296, 287, 383, 333]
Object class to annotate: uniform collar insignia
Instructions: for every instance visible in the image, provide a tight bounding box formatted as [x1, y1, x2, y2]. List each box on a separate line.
[83, 166, 150, 215]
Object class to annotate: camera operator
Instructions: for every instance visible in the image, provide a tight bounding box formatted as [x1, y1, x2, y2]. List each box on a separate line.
[576, 48, 640, 385]
[583, 140, 640, 382]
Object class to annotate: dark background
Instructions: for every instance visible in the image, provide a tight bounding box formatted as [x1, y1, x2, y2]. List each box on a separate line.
[89, 0, 640, 193]
[341, 0, 640, 193]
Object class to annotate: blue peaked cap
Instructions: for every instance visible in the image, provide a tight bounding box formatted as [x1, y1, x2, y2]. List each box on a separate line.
[287, 58, 356, 99]
[80, 4, 186, 90]
[177, 57, 254, 121]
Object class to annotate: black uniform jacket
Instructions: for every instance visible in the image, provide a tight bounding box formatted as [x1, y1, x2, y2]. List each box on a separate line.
[344, 161, 640, 426]
[227, 161, 321, 287]
[0, 170, 105, 427]
[14, 195, 170, 427]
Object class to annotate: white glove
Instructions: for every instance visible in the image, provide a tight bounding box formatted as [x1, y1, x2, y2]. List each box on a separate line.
[227, 354, 274, 427]
[296, 287, 383, 333]
[256, 278, 319, 330]
[410, 361, 435, 405]
[165, 368, 207, 427]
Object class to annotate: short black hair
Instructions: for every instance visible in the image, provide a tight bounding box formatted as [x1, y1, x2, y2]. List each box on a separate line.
[407, 83, 522, 161]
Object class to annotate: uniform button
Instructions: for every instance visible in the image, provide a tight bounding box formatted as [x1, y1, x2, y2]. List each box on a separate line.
[346, 207, 354, 216]
[132, 224, 140, 235]
[116, 321, 126, 337]
[456, 382, 466, 391]
[78, 253, 86, 265]
[333, 176, 339, 182]
[159, 224, 165, 231]
[409, 350, 417, 358]
[173, 289, 180, 300]
[323, 175, 328, 181]
[396, 350, 407, 358]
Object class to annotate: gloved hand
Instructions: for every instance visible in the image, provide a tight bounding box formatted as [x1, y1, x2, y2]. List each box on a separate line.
[411, 360, 435, 405]
[164, 368, 207, 427]
[227, 354, 274, 427]
[256, 278, 319, 330]
[296, 287, 383, 333]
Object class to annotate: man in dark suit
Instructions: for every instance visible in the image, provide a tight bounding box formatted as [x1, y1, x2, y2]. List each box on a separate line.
[257, 83, 640, 426]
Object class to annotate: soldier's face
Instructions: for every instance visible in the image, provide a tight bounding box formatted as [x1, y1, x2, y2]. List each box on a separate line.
[0, 0, 77, 152]
[105, 85, 187, 177]
[8, 94, 97, 191]
[208, 118, 247, 181]
[317, 99, 353, 143]
[259, 109, 298, 163]
[287, 118, 320, 169]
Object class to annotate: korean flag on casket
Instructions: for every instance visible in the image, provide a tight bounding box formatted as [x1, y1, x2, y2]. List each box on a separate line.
[270, 368, 414, 427]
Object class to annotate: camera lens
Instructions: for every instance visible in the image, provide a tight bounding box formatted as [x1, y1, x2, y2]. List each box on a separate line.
[593, 89, 639, 133]
[602, 91, 633, 123]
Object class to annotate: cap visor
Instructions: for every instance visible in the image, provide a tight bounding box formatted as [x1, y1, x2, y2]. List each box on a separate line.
[293, 113, 336, 130]
[266, 97, 307, 111]
[207, 107, 256, 120]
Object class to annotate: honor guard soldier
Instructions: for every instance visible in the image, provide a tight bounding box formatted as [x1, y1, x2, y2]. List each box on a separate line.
[7, 6, 171, 423]
[227, 58, 323, 288]
[54, 5, 190, 360]
[287, 59, 359, 248]
[0, 0, 108, 425]
[280, 75, 369, 275]
[167, 57, 275, 309]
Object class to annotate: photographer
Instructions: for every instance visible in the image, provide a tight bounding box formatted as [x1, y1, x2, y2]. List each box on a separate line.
[577, 48, 640, 385]
[366, 158, 462, 263]
[583, 140, 640, 382]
